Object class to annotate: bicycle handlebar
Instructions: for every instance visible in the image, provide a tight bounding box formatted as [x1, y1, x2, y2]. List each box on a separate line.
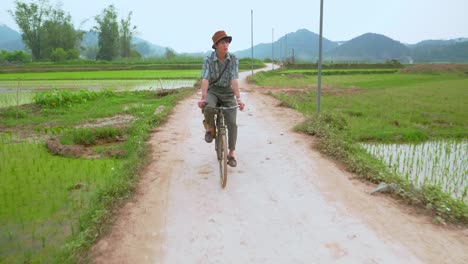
[204, 105, 239, 110]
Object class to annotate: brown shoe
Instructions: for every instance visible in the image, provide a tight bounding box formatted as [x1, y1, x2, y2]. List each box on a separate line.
[205, 131, 213, 143]
[227, 156, 237, 167]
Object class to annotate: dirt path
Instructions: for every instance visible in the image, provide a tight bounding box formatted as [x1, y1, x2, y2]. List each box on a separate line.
[91, 66, 468, 264]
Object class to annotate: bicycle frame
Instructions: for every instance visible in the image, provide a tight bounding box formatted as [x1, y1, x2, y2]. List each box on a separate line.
[204, 105, 238, 188]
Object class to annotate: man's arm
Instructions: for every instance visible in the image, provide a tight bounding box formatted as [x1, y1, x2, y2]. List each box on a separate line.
[198, 79, 209, 108]
[231, 78, 240, 100]
[231, 78, 245, 111]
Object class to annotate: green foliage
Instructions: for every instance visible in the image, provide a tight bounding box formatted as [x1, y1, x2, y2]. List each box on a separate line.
[50, 48, 67, 62]
[413, 41, 468, 63]
[33, 88, 114, 108]
[60, 127, 124, 146]
[95, 5, 120, 61]
[266, 69, 468, 223]
[0, 50, 31, 62]
[0, 88, 194, 262]
[295, 113, 467, 224]
[9, 0, 83, 61]
[164, 48, 176, 60]
[0, 107, 29, 119]
[0, 69, 200, 80]
[284, 62, 404, 70]
[9, 0, 50, 60]
[0, 142, 121, 263]
[255, 69, 468, 142]
[40, 7, 83, 60]
[119, 11, 136, 58]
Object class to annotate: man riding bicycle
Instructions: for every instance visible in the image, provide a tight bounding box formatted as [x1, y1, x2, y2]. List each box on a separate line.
[197, 30, 245, 167]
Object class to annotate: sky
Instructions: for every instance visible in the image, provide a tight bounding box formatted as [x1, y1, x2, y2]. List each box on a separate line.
[1, 0, 468, 53]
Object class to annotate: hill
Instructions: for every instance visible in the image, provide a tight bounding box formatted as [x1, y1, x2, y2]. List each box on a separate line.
[1, 24, 467, 62]
[0, 24, 25, 51]
[412, 41, 468, 62]
[234, 29, 338, 61]
[325, 33, 411, 62]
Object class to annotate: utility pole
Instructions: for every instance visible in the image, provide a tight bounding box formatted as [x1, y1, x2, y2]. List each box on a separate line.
[317, 0, 324, 113]
[272, 28, 274, 70]
[292, 48, 295, 63]
[251, 9, 254, 77]
[285, 33, 288, 61]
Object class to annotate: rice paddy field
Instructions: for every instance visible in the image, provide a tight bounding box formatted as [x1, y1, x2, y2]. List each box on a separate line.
[253, 65, 467, 219]
[0, 79, 197, 108]
[362, 140, 467, 202]
[0, 63, 466, 262]
[0, 67, 195, 263]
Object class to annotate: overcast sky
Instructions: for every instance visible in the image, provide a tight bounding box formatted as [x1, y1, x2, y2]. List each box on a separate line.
[1, 0, 468, 53]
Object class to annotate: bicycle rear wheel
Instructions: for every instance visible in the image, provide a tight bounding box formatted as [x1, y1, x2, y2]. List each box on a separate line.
[217, 130, 228, 188]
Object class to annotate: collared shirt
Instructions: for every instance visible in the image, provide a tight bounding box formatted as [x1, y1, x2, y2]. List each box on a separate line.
[201, 51, 239, 88]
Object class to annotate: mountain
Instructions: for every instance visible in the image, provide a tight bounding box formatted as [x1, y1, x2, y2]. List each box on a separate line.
[0, 24, 25, 51]
[325, 33, 411, 62]
[234, 29, 338, 61]
[409, 38, 468, 48]
[412, 41, 468, 62]
[1, 24, 467, 62]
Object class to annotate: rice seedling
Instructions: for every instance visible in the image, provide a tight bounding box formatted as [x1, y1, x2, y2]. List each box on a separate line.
[0, 140, 121, 262]
[0, 89, 36, 108]
[362, 140, 467, 201]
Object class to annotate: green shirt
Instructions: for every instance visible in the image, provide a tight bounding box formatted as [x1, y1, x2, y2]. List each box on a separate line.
[201, 51, 239, 88]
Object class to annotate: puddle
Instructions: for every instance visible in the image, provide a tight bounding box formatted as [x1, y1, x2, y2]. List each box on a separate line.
[0, 79, 197, 107]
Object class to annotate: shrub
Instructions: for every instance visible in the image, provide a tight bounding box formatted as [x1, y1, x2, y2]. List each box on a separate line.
[34, 89, 115, 108]
[60, 127, 124, 146]
[50, 48, 68, 62]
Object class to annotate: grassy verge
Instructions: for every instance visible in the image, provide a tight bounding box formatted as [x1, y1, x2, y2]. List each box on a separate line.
[0, 59, 265, 73]
[0, 70, 201, 81]
[0, 87, 195, 263]
[255, 67, 468, 224]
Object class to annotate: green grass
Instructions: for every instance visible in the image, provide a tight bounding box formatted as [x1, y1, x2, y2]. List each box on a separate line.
[0, 87, 194, 263]
[0, 143, 120, 263]
[0, 69, 201, 80]
[60, 127, 124, 146]
[0, 91, 36, 108]
[0, 90, 176, 128]
[254, 69, 468, 223]
[256, 72, 467, 142]
[281, 68, 398, 75]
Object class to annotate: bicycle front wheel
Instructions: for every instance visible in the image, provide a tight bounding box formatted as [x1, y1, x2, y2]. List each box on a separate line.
[217, 130, 228, 188]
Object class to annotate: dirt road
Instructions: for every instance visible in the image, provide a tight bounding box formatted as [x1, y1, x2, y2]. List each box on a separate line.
[91, 66, 468, 264]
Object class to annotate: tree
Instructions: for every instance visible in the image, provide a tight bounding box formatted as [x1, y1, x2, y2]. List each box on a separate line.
[41, 4, 83, 59]
[9, 0, 83, 61]
[164, 48, 176, 60]
[50, 47, 67, 62]
[9, 0, 51, 60]
[120, 11, 137, 58]
[95, 5, 119, 60]
[0, 50, 31, 62]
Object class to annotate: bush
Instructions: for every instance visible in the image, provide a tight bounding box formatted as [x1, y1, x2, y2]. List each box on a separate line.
[34, 89, 115, 108]
[66, 49, 80, 60]
[50, 48, 68, 62]
[60, 127, 124, 146]
[0, 50, 31, 62]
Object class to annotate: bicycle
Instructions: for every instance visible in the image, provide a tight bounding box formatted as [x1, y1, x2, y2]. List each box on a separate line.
[204, 104, 239, 188]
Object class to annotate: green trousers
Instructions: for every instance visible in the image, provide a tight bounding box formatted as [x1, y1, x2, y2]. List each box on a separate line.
[204, 86, 238, 151]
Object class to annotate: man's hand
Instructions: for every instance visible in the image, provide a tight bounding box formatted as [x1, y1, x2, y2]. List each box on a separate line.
[198, 100, 206, 109]
[237, 100, 245, 111]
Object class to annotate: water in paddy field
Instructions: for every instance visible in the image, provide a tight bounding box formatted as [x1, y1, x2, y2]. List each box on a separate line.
[0, 79, 197, 107]
[361, 140, 467, 202]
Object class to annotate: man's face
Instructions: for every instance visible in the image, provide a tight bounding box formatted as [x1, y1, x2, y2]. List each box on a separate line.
[216, 38, 230, 53]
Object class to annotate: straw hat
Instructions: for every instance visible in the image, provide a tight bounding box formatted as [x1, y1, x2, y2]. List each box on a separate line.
[212, 30, 232, 49]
